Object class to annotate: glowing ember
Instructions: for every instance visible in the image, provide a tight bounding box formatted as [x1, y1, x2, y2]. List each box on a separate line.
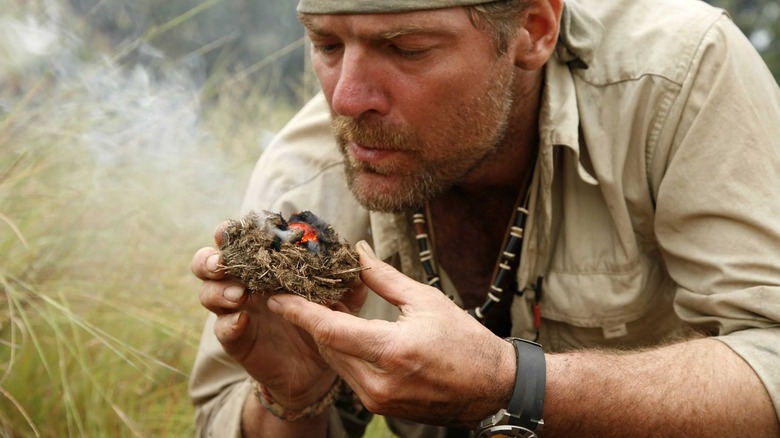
[288, 221, 319, 244]
[218, 211, 362, 302]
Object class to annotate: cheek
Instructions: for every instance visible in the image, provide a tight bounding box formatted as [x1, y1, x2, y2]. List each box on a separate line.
[389, 83, 458, 135]
[312, 60, 339, 100]
[396, 70, 490, 123]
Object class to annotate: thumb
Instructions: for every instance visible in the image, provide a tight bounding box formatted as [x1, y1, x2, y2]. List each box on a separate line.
[266, 293, 335, 340]
[268, 293, 387, 357]
[355, 240, 439, 308]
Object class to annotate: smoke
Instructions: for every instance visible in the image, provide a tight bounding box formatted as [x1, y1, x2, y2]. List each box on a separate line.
[0, 16, 59, 73]
[77, 60, 203, 168]
[0, 4, 289, 434]
[0, 2, 262, 236]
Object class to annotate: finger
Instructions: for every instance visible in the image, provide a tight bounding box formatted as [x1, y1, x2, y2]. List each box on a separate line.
[340, 281, 368, 315]
[355, 240, 439, 308]
[213, 221, 231, 247]
[326, 300, 349, 314]
[213, 310, 250, 350]
[191, 247, 225, 280]
[268, 293, 390, 359]
[199, 280, 247, 313]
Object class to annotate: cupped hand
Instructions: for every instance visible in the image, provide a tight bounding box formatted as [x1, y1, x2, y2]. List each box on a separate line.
[267, 240, 516, 428]
[190, 222, 367, 409]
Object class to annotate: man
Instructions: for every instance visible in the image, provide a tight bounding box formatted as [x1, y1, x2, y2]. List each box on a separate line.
[189, 0, 780, 436]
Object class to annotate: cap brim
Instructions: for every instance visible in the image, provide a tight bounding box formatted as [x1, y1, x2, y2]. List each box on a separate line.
[298, 0, 497, 14]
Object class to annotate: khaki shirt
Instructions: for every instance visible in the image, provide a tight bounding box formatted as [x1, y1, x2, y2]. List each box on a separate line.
[189, 0, 780, 436]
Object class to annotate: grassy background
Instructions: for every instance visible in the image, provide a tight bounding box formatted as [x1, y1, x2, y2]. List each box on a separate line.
[0, 73, 397, 437]
[0, 3, 384, 438]
[0, 2, 400, 436]
[0, 61, 278, 436]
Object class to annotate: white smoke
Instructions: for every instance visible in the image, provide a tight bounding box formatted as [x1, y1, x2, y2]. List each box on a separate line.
[0, 2, 259, 232]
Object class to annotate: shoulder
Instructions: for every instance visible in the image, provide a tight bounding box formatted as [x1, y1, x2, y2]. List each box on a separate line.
[560, 0, 776, 180]
[241, 93, 343, 213]
[240, 93, 371, 243]
[569, 0, 733, 86]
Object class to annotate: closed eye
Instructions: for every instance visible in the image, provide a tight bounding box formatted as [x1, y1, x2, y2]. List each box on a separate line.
[390, 45, 430, 59]
[313, 42, 343, 55]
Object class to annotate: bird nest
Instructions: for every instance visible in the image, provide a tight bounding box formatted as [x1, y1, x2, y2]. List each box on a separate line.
[218, 211, 362, 302]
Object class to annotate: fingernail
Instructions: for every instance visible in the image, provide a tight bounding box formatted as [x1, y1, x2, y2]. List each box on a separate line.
[224, 286, 245, 303]
[231, 312, 242, 327]
[206, 253, 220, 273]
[357, 240, 376, 258]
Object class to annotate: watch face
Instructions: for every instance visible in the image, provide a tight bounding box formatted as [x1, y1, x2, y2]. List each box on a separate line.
[476, 425, 537, 438]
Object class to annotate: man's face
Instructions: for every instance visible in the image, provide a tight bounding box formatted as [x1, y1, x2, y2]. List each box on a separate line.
[303, 8, 517, 212]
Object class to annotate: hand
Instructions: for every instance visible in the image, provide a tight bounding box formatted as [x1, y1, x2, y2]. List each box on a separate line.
[191, 222, 367, 409]
[267, 241, 517, 428]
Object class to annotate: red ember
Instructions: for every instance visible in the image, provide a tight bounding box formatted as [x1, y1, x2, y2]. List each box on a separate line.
[288, 221, 319, 244]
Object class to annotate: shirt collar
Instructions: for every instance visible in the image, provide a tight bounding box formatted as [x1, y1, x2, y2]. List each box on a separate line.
[540, 56, 599, 186]
[556, 0, 605, 69]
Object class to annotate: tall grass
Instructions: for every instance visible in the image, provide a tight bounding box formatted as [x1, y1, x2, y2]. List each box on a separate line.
[0, 2, 400, 437]
[0, 2, 297, 436]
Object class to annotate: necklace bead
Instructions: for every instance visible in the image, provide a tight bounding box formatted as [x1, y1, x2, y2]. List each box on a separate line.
[413, 201, 530, 322]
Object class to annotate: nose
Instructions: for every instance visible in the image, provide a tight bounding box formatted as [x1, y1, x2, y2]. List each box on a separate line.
[329, 48, 390, 119]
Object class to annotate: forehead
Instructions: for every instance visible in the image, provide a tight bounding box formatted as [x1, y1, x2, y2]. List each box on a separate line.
[300, 8, 476, 39]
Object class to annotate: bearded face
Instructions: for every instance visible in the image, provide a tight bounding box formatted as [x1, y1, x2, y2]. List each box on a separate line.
[332, 64, 516, 213]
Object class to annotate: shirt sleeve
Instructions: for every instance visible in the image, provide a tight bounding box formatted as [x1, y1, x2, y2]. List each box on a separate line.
[652, 14, 780, 418]
[189, 312, 253, 438]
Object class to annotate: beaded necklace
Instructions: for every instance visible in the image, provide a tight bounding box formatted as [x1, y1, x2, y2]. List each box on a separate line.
[412, 185, 543, 337]
[413, 195, 528, 315]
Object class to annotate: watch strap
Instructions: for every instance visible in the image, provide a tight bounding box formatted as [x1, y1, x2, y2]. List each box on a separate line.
[506, 337, 546, 431]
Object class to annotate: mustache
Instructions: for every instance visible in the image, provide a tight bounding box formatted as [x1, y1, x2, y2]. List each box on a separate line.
[330, 115, 415, 151]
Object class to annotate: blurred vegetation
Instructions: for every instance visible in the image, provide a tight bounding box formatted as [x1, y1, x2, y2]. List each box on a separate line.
[64, 0, 317, 103]
[0, 0, 775, 436]
[707, 0, 779, 83]
[0, 0, 304, 436]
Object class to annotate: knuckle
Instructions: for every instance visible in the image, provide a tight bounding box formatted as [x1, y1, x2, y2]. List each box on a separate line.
[310, 317, 336, 346]
[198, 282, 219, 311]
[191, 247, 221, 279]
[361, 379, 395, 412]
[374, 261, 402, 278]
[198, 280, 239, 313]
[191, 247, 210, 270]
[213, 312, 241, 346]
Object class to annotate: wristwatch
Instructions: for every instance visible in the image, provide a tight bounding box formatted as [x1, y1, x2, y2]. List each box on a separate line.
[475, 338, 546, 438]
[476, 409, 541, 437]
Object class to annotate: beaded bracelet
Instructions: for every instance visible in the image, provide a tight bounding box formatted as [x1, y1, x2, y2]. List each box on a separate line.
[251, 377, 343, 421]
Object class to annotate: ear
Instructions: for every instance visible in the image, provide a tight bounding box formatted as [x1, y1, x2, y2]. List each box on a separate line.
[513, 0, 563, 71]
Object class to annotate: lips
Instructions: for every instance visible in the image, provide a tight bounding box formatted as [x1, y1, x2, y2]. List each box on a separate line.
[348, 142, 402, 165]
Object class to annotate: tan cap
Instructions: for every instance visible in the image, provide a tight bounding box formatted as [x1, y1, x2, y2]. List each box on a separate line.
[298, 0, 497, 14]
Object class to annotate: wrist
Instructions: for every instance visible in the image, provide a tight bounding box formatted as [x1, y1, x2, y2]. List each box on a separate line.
[506, 337, 545, 430]
[475, 338, 546, 437]
[260, 372, 339, 411]
[251, 375, 342, 421]
[242, 385, 330, 437]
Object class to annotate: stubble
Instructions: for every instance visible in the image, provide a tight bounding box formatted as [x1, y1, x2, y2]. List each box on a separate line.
[331, 64, 516, 213]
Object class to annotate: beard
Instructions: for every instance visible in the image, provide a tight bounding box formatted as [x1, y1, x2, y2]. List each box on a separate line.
[331, 66, 515, 213]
